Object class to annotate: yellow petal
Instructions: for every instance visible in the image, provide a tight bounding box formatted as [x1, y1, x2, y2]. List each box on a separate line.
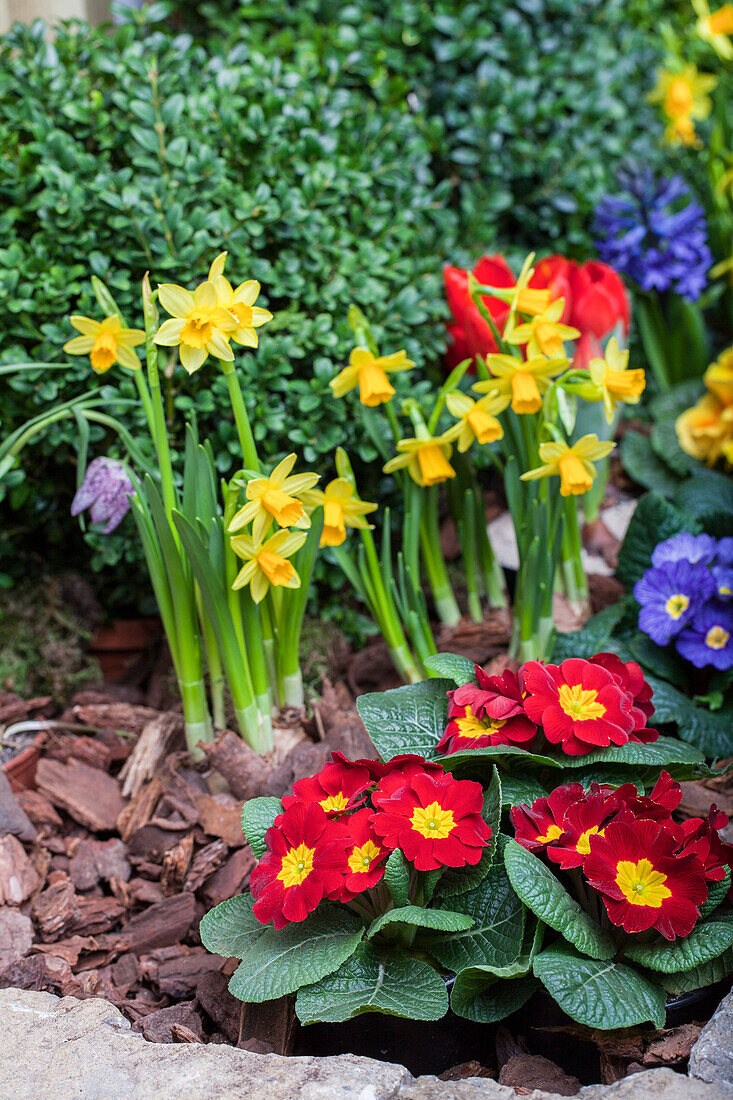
[180, 344, 208, 374]
[208, 252, 227, 281]
[232, 560, 258, 591]
[250, 570, 269, 603]
[193, 280, 218, 309]
[158, 284, 194, 319]
[208, 330, 234, 361]
[116, 345, 141, 371]
[69, 315, 101, 337]
[232, 327, 259, 348]
[64, 335, 95, 355]
[117, 328, 147, 348]
[154, 318, 186, 346]
[233, 280, 261, 307]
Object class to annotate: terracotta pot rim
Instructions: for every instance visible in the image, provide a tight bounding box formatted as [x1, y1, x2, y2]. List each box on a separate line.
[91, 617, 162, 651]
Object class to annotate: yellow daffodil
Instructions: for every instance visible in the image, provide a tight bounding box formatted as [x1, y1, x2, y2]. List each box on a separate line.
[521, 435, 615, 497]
[206, 252, 273, 348]
[588, 337, 646, 423]
[302, 479, 377, 546]
[64, 315, 145, 374]
[154, 280, 236, 374]
[473, 354, 568, 415]
[473, 253, 551, 319]
[383, 428, 460, 487]
[228, 453, 319, 544]
[445, 390, 509, 451]
[693, 0, 733, 58]
[230, 529, 307, 602]
[676, 393, 733, 464]
[648, 65, 717, 145]
[704, 346, 733, 405]
[505, 298, 580, 359]
[330, 347, 414, 407]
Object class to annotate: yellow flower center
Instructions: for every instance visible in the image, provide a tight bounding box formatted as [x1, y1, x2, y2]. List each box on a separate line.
[416, 444, 455, 486]
[615, 858, 672, 908]
[576, 826, 604, 856]
[322, 500, 346, 546]
[511, 371, 542, 414]
[664, 77, 694, 119]
[467, 407, 502, 444]
[181, 310, 214, 348]
[261, 486, 304, 527]
[320, 792, 349, 813]
[90, 332, 118, 373]
[557, 453, 593, 496]
[665, 593, 690, 620]
[516, 288, 552, 316]
[536, 824, 564, 844]
[358, 362, 395, 407]
[347, 840, 381, 874]
[557, 683, 606, 722]
[411, 801, 456, 840]
[258, 549, 296, 587]
[276, 842, 315, 888]
[708, 4, 733, 34]
[705, 625, 730, 650]
[455, 708, 506, 741]
[604, 367, 645, 400]
[533, 321, 564, 358]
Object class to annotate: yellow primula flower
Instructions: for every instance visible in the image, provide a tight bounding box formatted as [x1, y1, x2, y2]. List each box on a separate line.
[648, 65, 717, 145]
[521, 435, 615, 497]
[154, 280, 236, 375]
[206, 252, 273, 348]
[228, 453, 319, 544]
[302, 479, 377, 547]
[704, 346, 733, 405]
[230, 529, 307, 603]
[676, 393, 733, 465]
[505, 298, 580, 359]
[588, 337, 646, 423]
[693, 0, 733, 58]
[473, 354, 568, 415]
[383, 428, 460, 487]
[330, 347, 414, 407]
[472, 253, 551, 320]
[64, 315, 145, 374]
[445, 390, 509, 451]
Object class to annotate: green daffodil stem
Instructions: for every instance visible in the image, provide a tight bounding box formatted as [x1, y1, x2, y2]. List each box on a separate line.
[560, 496, 589, 615]
[220, 359, 260, 473]
[420, 488, 461, 627]
[142, 279, 176, 520]
[198, 591, 226, 729]
[132, 367, 156, 438]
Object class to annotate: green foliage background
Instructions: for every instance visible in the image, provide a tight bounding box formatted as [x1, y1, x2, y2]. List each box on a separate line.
[0, 0, 669, 613]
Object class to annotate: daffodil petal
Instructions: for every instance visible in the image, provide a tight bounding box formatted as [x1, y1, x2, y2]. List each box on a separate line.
[154, 318, 186, 346]
[158, 284, 194, 319]
[180, 344, 208, 374]
[116, 345, 141, 371]
[64, 335, 95, 355]
[69, 315, 101, 337]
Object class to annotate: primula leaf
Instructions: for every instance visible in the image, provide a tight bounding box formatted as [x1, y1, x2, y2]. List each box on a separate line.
[676, 470, 733, 532]
[557, 735, 704, 770]
[504, 839, 615, 960]
[501, 776, 547, 807]
[356, 678, 452, 762]
[241, 797, 282, 859]
[199, 894, 267, 959]
[228, 904, 363, 1003]
[551, 600, 630, 662]
[643, 677, 733, 759]
[427, 860, 525, 972]
[423, 652, 477, 685]
[615, 492, 701, 590]
[533, 945, 666, 1030]
[438, 767, 501, 898]
[366, 905, 474, 940]
[620, 430, 681, 497]
[383, 848, 410, 908]
[658, 946, 733, 994]
[450, 973, 538, 1024]
[624, 917, 733, 974]
[438, 744, 562, 775]
[295, 942, 448, 1023]
[700, 872, 732, 920]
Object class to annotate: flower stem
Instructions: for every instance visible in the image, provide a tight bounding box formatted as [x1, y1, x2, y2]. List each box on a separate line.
[220, 359, 260, 471]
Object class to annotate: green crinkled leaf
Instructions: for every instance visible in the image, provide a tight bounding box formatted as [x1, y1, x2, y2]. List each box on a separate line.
[199, 894, 267, 959]
[645, 676, 733, 759]
[621, 430, 681, 497]
[649, 380, 705, 422]
[383, 848, 410, 908]
[356, 679, 451, 762]
[504, 839, 615, 960]
[700, 872, 732, 920]
[628, 633, 688, 685]
[367, 905, 474, 940]
[625, 917, 733, 974]
[558, 735, 703, 770]
[650, 419, 696, 478]
[228, 904, 363, 1004]
[427, 860, 525, 972]
[533, 945, 666, 1030]
[295, 942, 448, 1023]
[438, 744, 562, 774]
[676, 470, 733, 528]
[501, 776, 547, 807]
[423, 652, 477, 685]
[450, 973, 538, 1024]
[241, 797, 282, 859]
[658, 946, 733, 994]
[438, 768, 501, 898]
[551, 599, 631, 662]
[616, 493, 701, 590]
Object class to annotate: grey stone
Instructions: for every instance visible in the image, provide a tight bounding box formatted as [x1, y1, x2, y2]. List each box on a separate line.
[0, 989, 731, 1100]
[0, 908, 33, 970]
[0, 769, 36, 843]
[689, 987, 733, 1086]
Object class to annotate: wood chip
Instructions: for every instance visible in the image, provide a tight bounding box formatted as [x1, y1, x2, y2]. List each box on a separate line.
[36, 759, 126, 833]
[135, 1000, 205, 1043]
[119, 713, 183, 799]
[72, 895, 126, 936]
[0, 834, 41, 905]
[200, 731, 271, 801]
[13, 788, 62, 829]
[0, 909, 34, 971]
[193, 792, 245, 848]
[63, 702, 161, 736]
[200, 846, 255, 908]
[69, 838, 131, 891]
[161, 835, 194, 896]
[184, 839, 228, 893]
[31, 875, 79, 940]
[155, 951, 225, 999]
[120, 892, 197, 954]
[44, 734, 112, 771]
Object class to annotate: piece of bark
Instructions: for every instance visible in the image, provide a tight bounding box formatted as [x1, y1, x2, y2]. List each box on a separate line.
[120, 891, 196, 954]
[125, 824, 191, 861]
[44, 734, 112, 771]
[643, 1024, 702, 1066]
[315, 678, 375, 760]
[161, 834, 194, 895]
[119, 713, 184, 799]
[36, 759, 126, 833]
[31, 875, 80, 940]
[111, 952, 141, 992]
[193, 792, 245, 848]
[135, 1001, 205, 1044]
[0, 909, 34, 970]
[71, 895, 126, 936]
[69, 838, 131, 891]
[156, 951, 225, 998]
[62, 701, 160, 736]
[200, 731, 271, 801]
[30, 935, 99, 968]
[116, 777, 163, 843]
[0, 834, 41, 905]
[13, 788, 62, 829]
[200, 846, 256, 908]
[239, 996, 295, 1056]
[589, 574, 626, 615]
[0, 952, 73, 994]
[679, 780, 733, 820]
[495, 1025, 528, 1067]
[196, 969, 242, 1042]
[0, 769, 37, 842]
[439, 1062, 496, 1082]
[184, 839, 228, 893]
[119, 877, 165, 907]
[436, 608, 513, 663]
[498, 1054, 580, 1097]
[264, 740, 331, 799]
[0, 695, 51, 724]
[171, 1024, 204, 1044]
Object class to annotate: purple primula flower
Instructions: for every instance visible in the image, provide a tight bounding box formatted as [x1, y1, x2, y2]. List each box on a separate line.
[712, 566, 733, 600]
[651, 532, 718, 568]
[71, 457, 134, 534]
[676, 602, 733, 671]
[634, 561, 715, 646]
[594, 169, 712, 302]
[715, 537, 733, 566]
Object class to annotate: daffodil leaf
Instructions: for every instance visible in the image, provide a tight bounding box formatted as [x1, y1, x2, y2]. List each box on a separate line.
[624, 917, 733, 974]
[241, 797, 282, 859]
[199, 894, 267, 959]
[356, 678, 451, 762]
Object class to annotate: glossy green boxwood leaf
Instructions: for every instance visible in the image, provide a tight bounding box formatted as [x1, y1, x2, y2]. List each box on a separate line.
[658, 946, 733, 994]
[199, 894, 267, 959]
[504, 839, 615, 960]
[534, 945, 666, 1030]
[241, 797, 282, 859]
[422, 652, 476, 685]
[383, 848, 410, 908]
[450, 973, 538, 1024]
[428, 860, 524, 972]
[367, 905, 474, 940]
[625, 917, 733, 974]
[228, 904, 363, 1003]
[356, 679, 451, 762]
[295, 942, 448, 1023]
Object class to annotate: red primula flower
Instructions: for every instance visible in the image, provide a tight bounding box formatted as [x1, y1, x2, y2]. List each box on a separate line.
[451, 668, 531, 722]
[336, 809, 389, 902]
[583, 818, 708, 940]
[281, 760, 372, 816]
[250, 802, 349, 929]
[436, 702, 536, 754]
[372, 769, 491, 871]
[443, 256, 515, 367]
[546, 785, 620, 869]
[589, 652, 658, 743]
[613, 770, 682, 824]
[521, 658, 634, 756]
[679, 806, 733, 883]
[510, 782, 586, 853]
[369, 755, 446, 803]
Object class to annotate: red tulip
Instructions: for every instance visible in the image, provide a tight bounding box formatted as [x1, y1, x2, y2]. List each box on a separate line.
[529, 255, 575, 324]
[443, 255, 515, 365]
[569, 261, 630, 342]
